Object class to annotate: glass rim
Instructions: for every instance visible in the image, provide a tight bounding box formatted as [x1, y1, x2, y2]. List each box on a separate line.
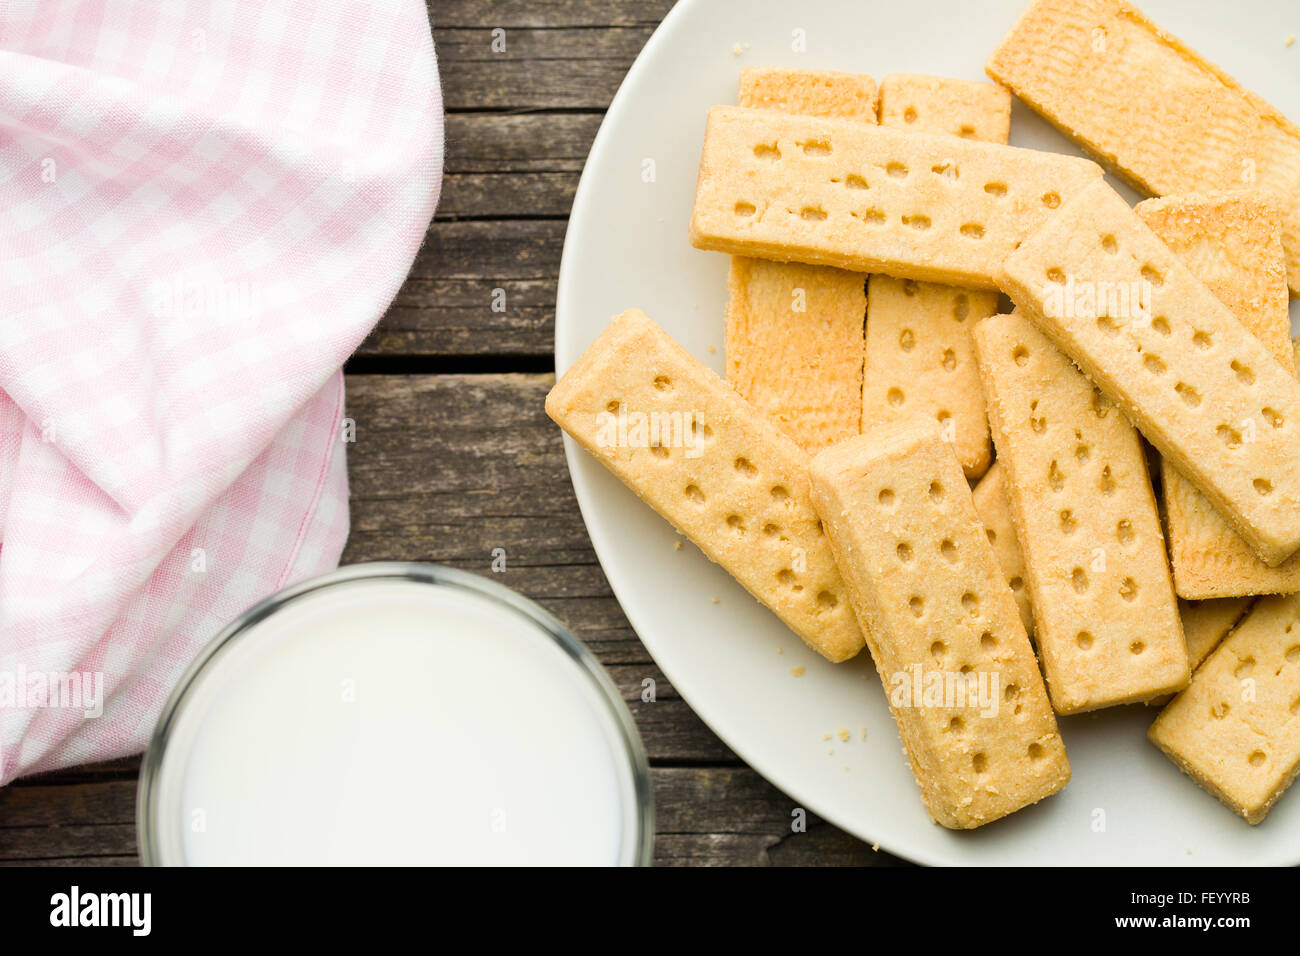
[137, 561, 655, 866]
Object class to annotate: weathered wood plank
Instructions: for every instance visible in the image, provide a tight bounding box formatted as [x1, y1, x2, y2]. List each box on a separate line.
[364, 221, 566, 356]
[434, 112, 600, 219]
[11, 856, 140, 867]
[651, 767, 905, 866]
[340, 373, 592, 567]
[367, 220, 565, 361]
[655, 829, 905, 867]
[8, 756, 143, 786]
[445, 113, 601, 174]
[436, 112, 600, 218]
[0, 780, 136, 826]
[436, 26, 655, 111]
[432, 0, 675, 30]
[438, 172, 577, 220]
[409, 220, 566, 282]
[361, 278, 557, 357]
[0, 824, 137, 862]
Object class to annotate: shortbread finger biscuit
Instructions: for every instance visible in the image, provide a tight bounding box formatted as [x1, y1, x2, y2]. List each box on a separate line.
[738, 67, 878, 121]
[878, 73, 1011, 144]
[547, 310, 864, 662]
[973, 311, 1188, 713]
[862, 78, 1010, 478]
[1002, 181, 1300, 567]
[810, 426, 1069, 828]
[690, 106, 1104, 289]
[727, 69, 876, 453]
[971, 462, 1034, 637]
[862, 279, 997, 476]
[1149, 599, 1253, 707]
[1181, 598, 1252, 673]
[1136, 194, 1292, 362]
[1135, 194, 1300, 597]
[725, 260, 865, 451]
[1150, 593, 1300, 824]
[986, 0, 1300, 293]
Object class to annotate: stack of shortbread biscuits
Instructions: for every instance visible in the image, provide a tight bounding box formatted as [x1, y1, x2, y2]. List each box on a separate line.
[548, 0, 1300, 830]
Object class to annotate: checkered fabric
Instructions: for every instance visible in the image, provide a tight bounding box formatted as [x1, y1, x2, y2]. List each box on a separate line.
[0, 1, 443, 782]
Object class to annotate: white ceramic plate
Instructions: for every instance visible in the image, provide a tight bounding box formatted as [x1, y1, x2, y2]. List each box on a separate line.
[555, 0, 1300, 865]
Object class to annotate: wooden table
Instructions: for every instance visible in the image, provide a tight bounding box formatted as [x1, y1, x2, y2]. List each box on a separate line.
[0, 0, 904, 867]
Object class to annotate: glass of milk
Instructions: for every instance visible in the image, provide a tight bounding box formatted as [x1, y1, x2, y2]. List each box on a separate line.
[138, 563, 653, 866]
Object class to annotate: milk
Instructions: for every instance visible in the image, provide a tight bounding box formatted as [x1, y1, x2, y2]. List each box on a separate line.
[146, 575, 643, 865]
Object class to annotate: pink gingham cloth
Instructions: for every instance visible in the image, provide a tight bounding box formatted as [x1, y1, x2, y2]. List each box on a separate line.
[0, 1, 443, 783]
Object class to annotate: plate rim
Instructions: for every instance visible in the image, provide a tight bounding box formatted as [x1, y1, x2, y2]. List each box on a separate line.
[553, 0, 1299, 867]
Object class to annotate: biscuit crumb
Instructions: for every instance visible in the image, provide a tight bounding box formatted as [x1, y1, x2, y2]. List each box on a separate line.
[1286, 34, 1295, 47]
[708, 344, 717, 353]
[790, 666, 805, 677]
[822, 733, 831, 741]
[837, 728, 850, 742]
[777, 647, 784, 655]
[871, 843, 880, 852]
[860, 727, 868, 740]
[731, 41, 750, 56]
[827, 747, 834, 755]
[711, 596, 719, 604]
[673, 540, 682, 551]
